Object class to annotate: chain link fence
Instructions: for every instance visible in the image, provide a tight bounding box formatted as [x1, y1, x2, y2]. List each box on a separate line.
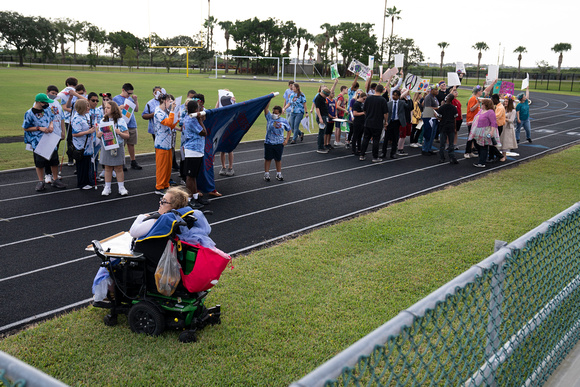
[292, 202, 580, 387]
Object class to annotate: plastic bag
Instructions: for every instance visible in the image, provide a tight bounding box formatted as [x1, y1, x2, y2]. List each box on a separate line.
[155, 240, 181, 296]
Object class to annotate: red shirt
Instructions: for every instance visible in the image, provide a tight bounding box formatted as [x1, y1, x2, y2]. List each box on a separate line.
[451, 98, 462, 121]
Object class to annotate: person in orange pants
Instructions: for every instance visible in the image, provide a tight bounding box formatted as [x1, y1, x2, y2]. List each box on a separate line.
[153, 94, 178, 195]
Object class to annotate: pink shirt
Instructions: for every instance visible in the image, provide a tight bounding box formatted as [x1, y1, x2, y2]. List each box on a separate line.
[476, 109, 498, 128]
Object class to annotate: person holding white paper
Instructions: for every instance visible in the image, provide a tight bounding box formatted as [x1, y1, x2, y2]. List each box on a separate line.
[113, 83, 141, 170]
[96, 101, 130, 196]
[283, 83, 307, 144]
[153, 94, 179, 195]
[23, 93, 67, 191]
[43, 85, 66, 185]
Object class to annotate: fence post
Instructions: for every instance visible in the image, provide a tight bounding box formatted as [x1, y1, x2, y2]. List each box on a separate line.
[571, 73, 575, 92]
[483, 240, 508, 387]
[547, 75, 550, 91]
[559, 73, 563, 91]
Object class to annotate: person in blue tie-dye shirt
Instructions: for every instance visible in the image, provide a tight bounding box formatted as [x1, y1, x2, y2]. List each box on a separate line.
[263, 98, 291, 182]
[71, 99, 97, 189]
[23, 93, 67, 192]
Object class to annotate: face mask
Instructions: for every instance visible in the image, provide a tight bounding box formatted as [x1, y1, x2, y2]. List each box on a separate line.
[47, 94, 57, 100]
[41, 103, 49, 109]
[271, 114, 279, 120]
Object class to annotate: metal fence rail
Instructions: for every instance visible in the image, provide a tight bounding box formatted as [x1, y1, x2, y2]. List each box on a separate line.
[291, 202, 580, 387]
[0, 351, 67, 386]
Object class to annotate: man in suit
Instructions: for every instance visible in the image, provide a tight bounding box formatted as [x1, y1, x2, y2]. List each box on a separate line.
[381, 89, 407, 159]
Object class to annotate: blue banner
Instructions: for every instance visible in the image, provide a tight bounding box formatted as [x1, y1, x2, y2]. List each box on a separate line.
[196, 93, 276, 193]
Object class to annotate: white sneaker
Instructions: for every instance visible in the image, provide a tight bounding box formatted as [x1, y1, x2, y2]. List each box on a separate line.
[334, 141, 344, 146]
[44, 174, 53, 183]
[99, 170, 105, 178]
[81, 185, 93, 190]
[119, 187, 129, 196]
[463, 153, 471, 159]
[101, 186, 111, 196]
[225, 168, 234, 176]
[219, 167, 227, 176]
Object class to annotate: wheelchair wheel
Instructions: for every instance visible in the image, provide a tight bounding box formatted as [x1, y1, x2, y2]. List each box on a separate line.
[103, 314, 118, 326]
[128, 302, 165, 336]
[178, 330, 197, 343]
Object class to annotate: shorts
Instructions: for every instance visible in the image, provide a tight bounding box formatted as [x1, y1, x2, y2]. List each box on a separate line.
[126, 128, 138, 145]
[399, 123, 412, 138]
[182, 156, 203, 178]
[455, 119, 463, 132]
[33, 150, 59, 168]
[325, 120, 334, 135]
[264, 143, 284, 161]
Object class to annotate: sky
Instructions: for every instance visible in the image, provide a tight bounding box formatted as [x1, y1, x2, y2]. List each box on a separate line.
[3, 0, 578, 69]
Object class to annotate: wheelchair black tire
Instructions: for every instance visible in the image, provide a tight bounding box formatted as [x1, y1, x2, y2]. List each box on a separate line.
[128, 302, 166, 336]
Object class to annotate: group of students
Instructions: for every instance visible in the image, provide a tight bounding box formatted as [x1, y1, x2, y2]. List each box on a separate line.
[23, 78, 209, 210]
[282, 73, 531, 169]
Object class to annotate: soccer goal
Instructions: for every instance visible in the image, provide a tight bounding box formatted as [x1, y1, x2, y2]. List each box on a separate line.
[213, 55, 281, 80]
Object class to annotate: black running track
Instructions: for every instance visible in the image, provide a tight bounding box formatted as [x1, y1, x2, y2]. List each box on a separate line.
[1, 91, 579, 334]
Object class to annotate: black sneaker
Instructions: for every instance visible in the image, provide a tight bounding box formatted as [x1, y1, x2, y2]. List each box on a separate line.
[450, 158, 459, 165]
[397, 150, 408, 156]
[131, 160, 142, 170]
[189, 200, 204, 210]
[276, 174, 284, 181]
[197, 195, 210, 205]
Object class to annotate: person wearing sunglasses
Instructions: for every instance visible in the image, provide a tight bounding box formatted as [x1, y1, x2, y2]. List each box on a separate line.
[129, 187, 190, 238]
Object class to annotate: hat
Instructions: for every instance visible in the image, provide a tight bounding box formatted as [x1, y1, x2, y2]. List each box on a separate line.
[472, 85, 482, 93]
[429, 85, 438, 91]
[35, 93, 53, 104]
[100, 92, 112, 99]
[516, 93, 525, 100]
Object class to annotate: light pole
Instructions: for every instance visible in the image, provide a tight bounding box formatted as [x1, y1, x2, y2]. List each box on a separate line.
[380, 0, 388, 63]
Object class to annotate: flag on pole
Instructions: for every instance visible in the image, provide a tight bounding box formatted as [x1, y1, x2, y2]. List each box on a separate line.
[196, 93, 276, 193]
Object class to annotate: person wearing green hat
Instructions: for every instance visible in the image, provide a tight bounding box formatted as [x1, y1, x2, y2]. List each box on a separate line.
[515, 88, 532, 143]
[22, 93, 67, 191]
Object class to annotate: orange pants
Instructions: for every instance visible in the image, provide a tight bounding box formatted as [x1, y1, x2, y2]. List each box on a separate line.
[155, 148, 172, 190]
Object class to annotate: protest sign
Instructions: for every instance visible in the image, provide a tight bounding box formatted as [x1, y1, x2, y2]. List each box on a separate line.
[499, 81, 515, 96]
[455, 62, 466, 74]
[120, 98, 136, 124]
[447, 72, 461, 87]
[99, 121, 119, 150]
[486, 65, 499, 85]
[403, 74, 420, 92]
[382, 67, 398, 83]
[521, 73, 530, 90]
[368, 55, 375, 68]
[173, 96, 182, 124]
[34, 131, 60, 160]
[330, 64, 340, 80]
[348, 59, 372, 81]
[394, 54, 404, 68]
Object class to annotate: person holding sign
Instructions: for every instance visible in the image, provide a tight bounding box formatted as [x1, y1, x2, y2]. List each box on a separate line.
[314, 79, 339, 153]
[23, 93, 66, 192]
[96, 101, 130, 196]
[263, 100, 292, 182]
[113, 83, 141, 170]
[515, 88, 532, 143]
[180, 100, 207, 209]
[421, 85, 440, 156]
[153, 94, 179, 196]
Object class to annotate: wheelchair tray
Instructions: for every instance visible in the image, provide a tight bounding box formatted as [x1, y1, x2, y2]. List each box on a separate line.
[86, 231, 136, 257]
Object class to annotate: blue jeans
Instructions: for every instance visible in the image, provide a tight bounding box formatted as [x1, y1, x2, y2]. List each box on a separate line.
[515, 119, 531, 141]
[316, 116, 327, 150]
[288, 112, 304, 141]
[421, 118, 437, 152]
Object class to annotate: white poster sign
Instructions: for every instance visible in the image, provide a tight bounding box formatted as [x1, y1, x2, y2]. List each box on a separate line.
[34, 131, 60, 160]
[521, 73, 530, 90]
[394, 54, 404, 68]
[447, 72, 461, 87]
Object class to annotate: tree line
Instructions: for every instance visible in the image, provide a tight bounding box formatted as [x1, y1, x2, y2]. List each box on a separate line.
[0, 10, 573, 76]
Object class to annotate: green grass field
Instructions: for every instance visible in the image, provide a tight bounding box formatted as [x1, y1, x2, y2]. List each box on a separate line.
[0, 67, 476, 171]
[1, 141, 579, 386]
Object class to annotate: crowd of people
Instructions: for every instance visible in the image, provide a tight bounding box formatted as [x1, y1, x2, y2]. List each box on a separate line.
[23, 74, 532, 205]
[281, 72, 531, 168]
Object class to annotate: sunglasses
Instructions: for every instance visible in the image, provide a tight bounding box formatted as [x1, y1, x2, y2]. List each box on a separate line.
[159, 199, 171, 205]
[90, 99, 99, 102]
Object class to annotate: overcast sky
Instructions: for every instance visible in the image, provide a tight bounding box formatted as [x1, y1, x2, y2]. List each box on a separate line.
[4, 0, 578, 69]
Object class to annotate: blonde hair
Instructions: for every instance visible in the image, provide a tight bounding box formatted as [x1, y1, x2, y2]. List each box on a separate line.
[166, 187, 189, 209]
[74, 99, 89, 115]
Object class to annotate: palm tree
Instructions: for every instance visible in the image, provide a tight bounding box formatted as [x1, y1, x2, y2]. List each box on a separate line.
[302, 33, 314, 66]
[513, 46, 527, 74]
[386, 6, 402, 66]
[472, 41, 490, 79]
[218, 20, 233, 73]
[551, 43, 572, 74]
[438, 42, 449, 75]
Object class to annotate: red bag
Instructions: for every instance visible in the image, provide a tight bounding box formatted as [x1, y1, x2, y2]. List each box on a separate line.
[179, 242, 231, 293]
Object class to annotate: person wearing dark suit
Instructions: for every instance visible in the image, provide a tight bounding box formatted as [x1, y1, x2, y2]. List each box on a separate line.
[381, 89, 407, 159]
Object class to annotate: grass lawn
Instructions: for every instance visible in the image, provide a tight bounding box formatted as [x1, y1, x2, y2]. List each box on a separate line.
[1, 144, 579, 386]
[0, 67, 478, 171]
